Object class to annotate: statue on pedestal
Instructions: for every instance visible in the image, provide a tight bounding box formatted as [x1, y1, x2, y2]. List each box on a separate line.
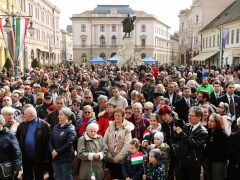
[122, 14, 136, 39]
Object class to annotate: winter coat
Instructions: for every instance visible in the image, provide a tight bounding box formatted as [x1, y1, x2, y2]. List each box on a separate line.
[0, 127, 22, 171]
[121, 152, 144, 180]
[49, 121, 76, 163]
[142, 124, 162, 146]
[144, 162, 164, 180]
[104, 119, 134, 163]
[78, 133, 107, 180]
[97, 112, 113, 136]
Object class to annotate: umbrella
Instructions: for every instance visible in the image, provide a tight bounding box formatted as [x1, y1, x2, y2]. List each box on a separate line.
[143, 57, 158, 63]
[88, 56, 106, 63]
[107, 54, 118, 62]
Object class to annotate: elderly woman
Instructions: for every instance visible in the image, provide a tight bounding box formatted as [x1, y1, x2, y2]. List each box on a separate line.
[49, 107, 77, 180]
[154, 84, 166, 95]
[127, 102, 149, 142]
[78, 123, 107, 180]
[0, 115, 22, 180]
[216, 102, 232, 135]
[104, 107, 134, 179]
[142, 101, 155, 119]
[1, 106, 19, 134]
[77, 105, 96, 137]
[204, 113, 228, 180]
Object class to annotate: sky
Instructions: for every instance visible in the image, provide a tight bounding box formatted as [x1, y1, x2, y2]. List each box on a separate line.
[50, 0, 193, 33]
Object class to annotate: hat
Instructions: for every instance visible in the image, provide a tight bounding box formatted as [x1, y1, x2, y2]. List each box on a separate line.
[33, 83, 41, 88]
[150, 148, 161, 161]
[0, 115, 5, 124]
[44, 92, 52, 98]
[154, 132, 164, 142]
[48, 104, 57, 111]
[51, 83, 59, 88]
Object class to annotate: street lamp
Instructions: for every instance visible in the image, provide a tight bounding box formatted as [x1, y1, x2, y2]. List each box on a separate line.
[0, 3, 35, 79]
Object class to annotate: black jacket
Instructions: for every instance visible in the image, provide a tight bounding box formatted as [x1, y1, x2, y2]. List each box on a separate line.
[36, 103, 53, 119]
[177, 123, 208, 167]
[48, 122, 76, 163]
[204, 129, 228, 162]
[16, 118, 51, 163]
[227, 129, 240, 163]
[175, 98, 194, 123]
[0, 127, 22, 171]
[164, 92, 181, 107]
[209, 91, 223, 107]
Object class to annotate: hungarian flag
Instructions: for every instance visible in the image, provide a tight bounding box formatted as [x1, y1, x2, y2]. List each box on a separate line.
[131, 152, 144, 165]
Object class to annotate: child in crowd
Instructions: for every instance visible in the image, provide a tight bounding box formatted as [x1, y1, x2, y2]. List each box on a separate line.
[122, 138, 144, 180]
[142, 114, 162, 150]
[143, 148, 164, 180]
[152, 131, 170, 180]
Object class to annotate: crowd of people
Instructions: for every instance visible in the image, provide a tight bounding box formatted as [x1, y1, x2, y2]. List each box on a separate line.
[0, 62, 240, 180]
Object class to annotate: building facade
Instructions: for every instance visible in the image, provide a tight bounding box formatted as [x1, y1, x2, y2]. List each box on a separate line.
[0, 0, 21, 68]
[71, 5, 172, 64]
[60, 29, 73, 62]
[178, 0, 235, 65]
[20, 0, 61, 68]
[195, 0, 240, 67]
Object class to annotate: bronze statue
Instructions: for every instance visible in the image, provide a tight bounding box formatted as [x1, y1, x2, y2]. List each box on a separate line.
[122, 14, 136, 39]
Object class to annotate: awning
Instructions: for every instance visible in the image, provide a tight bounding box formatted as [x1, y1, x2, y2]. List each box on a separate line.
[191, 51, 219, 61]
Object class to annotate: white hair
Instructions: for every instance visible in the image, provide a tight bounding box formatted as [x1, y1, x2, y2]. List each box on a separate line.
[86, 122, 99, 132]
[0, 115, 5, 124]
[131, 90, 139, 96]
[97, 95, 108, 103]
[59, 107, 72, 118]
[132, 102, 143, 110]
[144, 102, 154, 109]
[135, 82, 143, 88]
[1, 106, 14, 116]
[24, 107, 37, 116]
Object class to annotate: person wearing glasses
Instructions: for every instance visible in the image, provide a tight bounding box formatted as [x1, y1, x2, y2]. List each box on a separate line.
[36, 92, 53, 119]
[70, 98, 82, 123]
[49, 107, 77, 180]
[104, 107, 134, 179]
[77, 105, 96, 137]
[80, 90, 97, 110]
[142, 101, 154, 119]
[204, 113, 228, 180]
[216, 102, 232, 135]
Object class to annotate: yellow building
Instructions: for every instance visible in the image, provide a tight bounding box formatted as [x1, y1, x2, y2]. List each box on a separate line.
[0, 0, 21, 68]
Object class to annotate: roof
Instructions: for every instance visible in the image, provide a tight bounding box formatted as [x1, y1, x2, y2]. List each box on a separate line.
[92, 5, 134, 14]
[200, 0, 240, 32]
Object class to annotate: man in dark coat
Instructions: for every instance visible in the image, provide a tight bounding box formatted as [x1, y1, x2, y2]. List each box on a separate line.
[36, 92, 53, 119]
[218, 81, 240, 126]
[175, 106, 208, 180]
[209, 80, 223, 107]
[16, 106, 51, 180]
[164, 82, 181, 108]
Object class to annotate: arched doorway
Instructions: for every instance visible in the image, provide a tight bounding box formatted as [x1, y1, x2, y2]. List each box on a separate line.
[111, 52, 116, 57]
[141, 53, 146, 59]
[81, 53, 87, 62]
[99, 52, 106, 59]
[31, 49, 34, 60]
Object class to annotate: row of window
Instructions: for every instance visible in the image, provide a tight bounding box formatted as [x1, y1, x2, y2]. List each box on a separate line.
[181, 15, 199, 30]
[80, 24, 147, 32]
[80, 35, 146, 46]
[202, 34, 220, 49]
[154, 27, 168, 37]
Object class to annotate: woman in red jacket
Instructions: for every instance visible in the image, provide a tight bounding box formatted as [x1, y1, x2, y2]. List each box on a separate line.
[98, 103, 115, 136]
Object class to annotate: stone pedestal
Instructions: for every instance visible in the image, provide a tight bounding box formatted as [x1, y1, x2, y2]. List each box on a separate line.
[117, 37, 141, 68]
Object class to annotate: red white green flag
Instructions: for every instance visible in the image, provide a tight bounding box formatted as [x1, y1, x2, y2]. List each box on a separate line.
[131, 152, 144, 165]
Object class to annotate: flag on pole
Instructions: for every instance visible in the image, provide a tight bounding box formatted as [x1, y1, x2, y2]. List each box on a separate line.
[15, 17, 29, 62]
[222, 29, 229, 48]
[131, 152, 144, 165]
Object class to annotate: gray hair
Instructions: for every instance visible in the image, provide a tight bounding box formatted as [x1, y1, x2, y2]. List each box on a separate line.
[144, 102, 154, 109]
[86, 122, 99, 132]
[1, 106, 14, 116]
[135, 82, 143, 88]
[59, 107, 72, 118]
[97, 95, 108, 103]
[131, 90, 139, 96]
[24, 107, 37, 116]
[189, 106, 203, 117]
[0, 115, 5, 124]
[132, 102, 143, 110]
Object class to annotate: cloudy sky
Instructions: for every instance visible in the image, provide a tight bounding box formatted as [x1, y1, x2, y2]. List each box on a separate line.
[50, 0, 193, 33]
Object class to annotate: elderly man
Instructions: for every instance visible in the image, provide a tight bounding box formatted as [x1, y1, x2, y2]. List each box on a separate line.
[175, 106, 208, 180]
[11, 91, 22, 110]
[93, 95, 108, 119]
[16, 106, 51, 180]
[80, 90, 97, 110]
[1, 96, 21, 117]
[108, 87, 128, 108]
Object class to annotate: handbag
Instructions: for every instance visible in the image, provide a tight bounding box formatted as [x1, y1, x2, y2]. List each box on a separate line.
[0, 161, 13, 180]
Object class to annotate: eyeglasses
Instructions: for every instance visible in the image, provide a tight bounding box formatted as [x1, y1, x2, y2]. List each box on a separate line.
[84, 111, 91, 114]
[218, 106, 223, 108]
[73, 103, 80, 107]
[85, 97, 92, 99]
[126, 111, 132, 114]
[144, 108, 150, 111]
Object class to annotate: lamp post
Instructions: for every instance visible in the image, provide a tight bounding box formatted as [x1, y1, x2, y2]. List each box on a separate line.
[1, 2, 35, 79]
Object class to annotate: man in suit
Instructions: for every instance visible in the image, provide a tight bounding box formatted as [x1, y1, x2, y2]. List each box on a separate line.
[209, 80, 223, 107]
[175, 85, 193, 123]
[164, 82, 181, 108]
[218, 81, 240, 124]
[175, 106, 208, 180]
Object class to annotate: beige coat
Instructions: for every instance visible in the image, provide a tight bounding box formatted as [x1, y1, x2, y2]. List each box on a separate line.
[104, 119, 134, 163]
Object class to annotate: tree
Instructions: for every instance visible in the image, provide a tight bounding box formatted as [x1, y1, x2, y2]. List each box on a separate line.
[3, 57, 13, 70]
[31, 58, 42, 68]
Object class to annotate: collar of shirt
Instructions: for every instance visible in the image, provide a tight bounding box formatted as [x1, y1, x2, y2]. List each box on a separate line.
[192, 122, 201, 131]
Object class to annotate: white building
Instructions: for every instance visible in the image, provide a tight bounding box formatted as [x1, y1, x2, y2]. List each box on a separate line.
[178, 0, 235, 65]
[193, 0, 240, 67]
[71, 5, 172, 64]
[60, 29, 73, 62]
[20, 0, 61, 68]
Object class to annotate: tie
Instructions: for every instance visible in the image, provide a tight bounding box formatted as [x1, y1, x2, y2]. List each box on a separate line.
[186, 99, 191, 108]
[229, 96, 235, 117]
[215, 94, 219, 99]
[189, 125, 193, 133]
